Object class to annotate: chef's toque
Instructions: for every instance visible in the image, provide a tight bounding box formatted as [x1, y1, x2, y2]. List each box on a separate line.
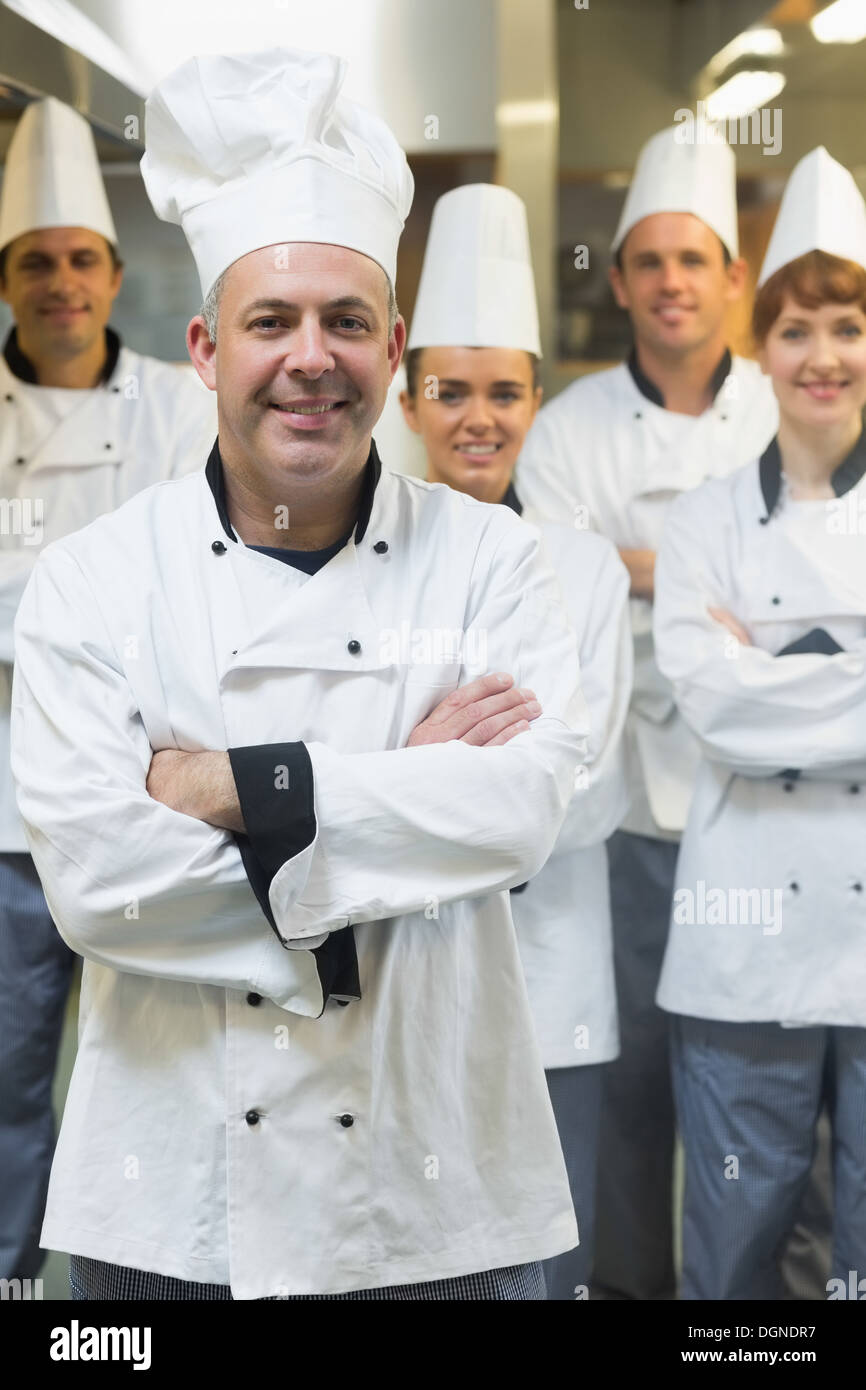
[758, 146, 866, 285]
[612, 125, 738, 259]
[140, 48, 415, 299]
[408, 183, 541, 356]
[0, 97, 117, 254]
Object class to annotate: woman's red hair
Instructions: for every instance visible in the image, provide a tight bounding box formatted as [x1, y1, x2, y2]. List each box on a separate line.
[752, 249, 866, 345]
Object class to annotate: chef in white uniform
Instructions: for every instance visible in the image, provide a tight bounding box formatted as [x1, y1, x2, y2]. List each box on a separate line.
[10, 49, 587, 1301]
[516, 126, 780, 1299]
[654, 147, 866, 1301]
[0, 97, 215, 1281]
[400, 182, 632, 1299]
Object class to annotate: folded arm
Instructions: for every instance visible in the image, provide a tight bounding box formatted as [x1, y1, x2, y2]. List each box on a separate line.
[654, 495, 866, 778]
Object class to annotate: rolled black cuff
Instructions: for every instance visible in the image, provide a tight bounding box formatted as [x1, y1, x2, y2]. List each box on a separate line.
[228, 741, 360, 1010]
[776, 627, 844, 657]
[229, 742, 316, 886]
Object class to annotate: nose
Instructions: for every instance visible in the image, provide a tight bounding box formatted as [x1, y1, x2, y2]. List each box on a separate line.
[463, 393, 497, 432]
[285, 314, 335, 378]
[659, 258, 687, 295]
[47, 260, 78, 299]
[807, 333, 842, 374]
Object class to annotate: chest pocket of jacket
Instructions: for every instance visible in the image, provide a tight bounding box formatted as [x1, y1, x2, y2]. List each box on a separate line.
[376, 656, 460, 748]
[17, 459, 123, 548]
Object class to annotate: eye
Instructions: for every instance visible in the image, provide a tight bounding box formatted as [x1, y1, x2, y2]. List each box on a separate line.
[437, 388, 462, 404]
[252, 317, 282, 330]
[780, 327, 804, 340]
[838, 324, 863, 337]
[492, 390, 520, 403]
[333, 316, 366, 331]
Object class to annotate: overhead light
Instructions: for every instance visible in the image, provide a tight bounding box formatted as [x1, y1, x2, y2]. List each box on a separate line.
[705, 71, 786, 122]
[707, 28, 785, 79]
[496, 99, 558, 127]
[811, 0, 866, 45]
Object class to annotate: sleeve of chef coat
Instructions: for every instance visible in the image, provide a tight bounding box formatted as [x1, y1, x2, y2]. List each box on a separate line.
[551, 540, 632, 852]
[229, 512, 588, 942]
[517, 382, 623, 542]
[164, 367, 218, 479]
[516, 389, 605, 531]
[10, 544, 325, 1016]
[654, 486, 866, 778]
[0, 552, 43, 664]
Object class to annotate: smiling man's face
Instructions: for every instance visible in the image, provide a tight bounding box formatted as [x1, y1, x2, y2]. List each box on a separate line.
[609, 212, 744, 359]
[190, 242, 404, 495]
[0, 227, 121, 361]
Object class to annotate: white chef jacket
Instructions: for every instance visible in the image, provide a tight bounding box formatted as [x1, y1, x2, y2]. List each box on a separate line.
[653, 435, 866, 1026]
[509, 500, 631, 1068]
[11, 446, 587, 1298]
[0, 330, 217, 849]
[517, 352, 778, 838]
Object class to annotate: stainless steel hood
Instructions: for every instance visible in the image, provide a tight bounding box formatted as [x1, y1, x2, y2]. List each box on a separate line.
[0, 0, 144, 161]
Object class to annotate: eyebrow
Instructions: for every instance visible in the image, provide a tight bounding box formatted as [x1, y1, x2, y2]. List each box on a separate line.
[632, 249, 706, 261]
[18, 248, 100, 262]
[438, 378, 528, 388]
[243, 296, 378, 316]
[779, 313, 861, 324]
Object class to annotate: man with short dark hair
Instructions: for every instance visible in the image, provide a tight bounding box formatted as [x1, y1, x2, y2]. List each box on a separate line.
[0, 96, 215, 1281]
[12, 50, 585, 1300]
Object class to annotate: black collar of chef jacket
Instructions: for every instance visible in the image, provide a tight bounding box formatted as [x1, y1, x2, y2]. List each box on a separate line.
[759, 428, 866, 519]
[2, 324, 121, 386]
[626, 345, 733, 409]
[499, 481, 523, 516]
[206, 436, 383, 544]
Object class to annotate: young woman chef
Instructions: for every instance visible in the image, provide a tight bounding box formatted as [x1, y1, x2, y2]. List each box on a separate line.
[653, 147, 866, 1301]
[401, 184, 633, 1299]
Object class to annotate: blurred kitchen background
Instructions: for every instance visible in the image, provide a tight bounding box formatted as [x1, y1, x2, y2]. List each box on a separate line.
[3, 0, 866, 401]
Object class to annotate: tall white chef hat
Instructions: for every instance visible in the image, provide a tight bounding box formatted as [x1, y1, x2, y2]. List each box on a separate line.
[141, 48, 414, 299]
[0, 97, 117, 255]
[757, 146, 866, 287]
[611, 125, 738, 259]
[407, 183, 541, 356]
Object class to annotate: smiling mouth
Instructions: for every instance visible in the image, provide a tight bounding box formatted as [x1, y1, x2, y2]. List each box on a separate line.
[798, 380, 849, 393]
[270, 401, 345, 414]
[456, 443, 503, 455]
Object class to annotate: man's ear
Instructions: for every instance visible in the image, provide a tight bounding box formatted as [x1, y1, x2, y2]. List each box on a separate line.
[187, 316, 218, 391]
[608, 262, 629, 310]
[725, 255, 748, 303]
[388, 315, 407, 382]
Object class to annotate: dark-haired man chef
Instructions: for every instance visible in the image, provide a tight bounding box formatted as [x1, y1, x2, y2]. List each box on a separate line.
[0, 96, 215, 1281]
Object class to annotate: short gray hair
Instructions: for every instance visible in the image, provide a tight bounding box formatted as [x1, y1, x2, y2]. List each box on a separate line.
[200, 264, 398, 344]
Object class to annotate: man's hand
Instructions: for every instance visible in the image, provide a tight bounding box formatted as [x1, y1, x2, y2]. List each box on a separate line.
[408, 672, 541, 748]
[146, 750, 246, 833]
[618, 547, 656, 600]
[708, 606, 752, 647]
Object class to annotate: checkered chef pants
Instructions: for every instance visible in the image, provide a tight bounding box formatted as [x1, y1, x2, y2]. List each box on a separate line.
[70, 1255, 546, 1301]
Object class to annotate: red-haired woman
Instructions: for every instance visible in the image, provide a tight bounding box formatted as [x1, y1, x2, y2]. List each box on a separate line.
[653, 148, 866, 1300]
